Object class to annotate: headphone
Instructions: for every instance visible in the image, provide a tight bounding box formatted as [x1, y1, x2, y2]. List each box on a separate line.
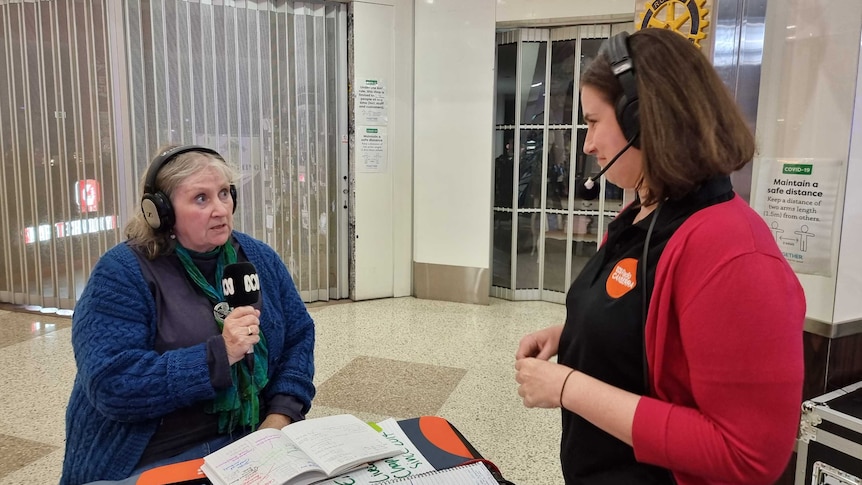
[604, 31, 640, 148]
[583, 32, 641, 191]
[140, 145, 237, 231]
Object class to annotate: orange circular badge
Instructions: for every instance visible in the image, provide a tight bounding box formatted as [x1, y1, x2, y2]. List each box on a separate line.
[606, 258, 638, 298]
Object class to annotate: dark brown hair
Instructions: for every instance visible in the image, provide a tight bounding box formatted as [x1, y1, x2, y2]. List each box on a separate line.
[581, 28, 755, 205]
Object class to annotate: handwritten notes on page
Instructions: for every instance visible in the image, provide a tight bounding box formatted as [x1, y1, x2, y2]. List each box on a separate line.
[317, 418, 435, 484]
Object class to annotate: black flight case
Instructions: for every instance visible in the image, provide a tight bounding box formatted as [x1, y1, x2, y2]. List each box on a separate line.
[796, 380, 862, 485]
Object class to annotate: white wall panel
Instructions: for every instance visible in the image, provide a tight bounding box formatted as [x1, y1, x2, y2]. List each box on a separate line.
[496, 0, 633, 24]
[754, 0, 862, 323]
[352, 1, 395, 299]
[391, 0, 413, 297]
[834, 26, 862, 323]
[413, 0, 495, 268]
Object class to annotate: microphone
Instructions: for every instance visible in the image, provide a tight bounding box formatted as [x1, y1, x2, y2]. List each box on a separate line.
[222, 262, 261, 372]
[583, 133, 639, 190]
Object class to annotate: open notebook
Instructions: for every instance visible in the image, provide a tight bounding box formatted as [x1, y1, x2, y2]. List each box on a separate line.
[201, 414, 402, 485]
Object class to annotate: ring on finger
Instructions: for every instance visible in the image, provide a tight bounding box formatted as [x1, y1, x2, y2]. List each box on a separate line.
[247, 326, 253, 336]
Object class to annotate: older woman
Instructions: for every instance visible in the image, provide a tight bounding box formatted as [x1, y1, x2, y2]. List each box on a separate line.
[62, 145, 315, 484]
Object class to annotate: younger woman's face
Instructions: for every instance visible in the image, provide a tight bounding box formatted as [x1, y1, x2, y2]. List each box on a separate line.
[580, 84, 644, 190]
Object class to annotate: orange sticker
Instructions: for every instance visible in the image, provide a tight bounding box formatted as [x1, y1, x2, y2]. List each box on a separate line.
[606, 258, 638, 298]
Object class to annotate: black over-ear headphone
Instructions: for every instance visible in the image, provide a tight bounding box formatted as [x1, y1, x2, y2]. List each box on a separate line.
[140, 145, 237, 231]
[605, 32, 640, 148]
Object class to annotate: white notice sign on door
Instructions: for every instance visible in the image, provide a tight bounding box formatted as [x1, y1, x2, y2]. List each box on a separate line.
[356, 78, 387, 125]
[357, 126, 387, 173]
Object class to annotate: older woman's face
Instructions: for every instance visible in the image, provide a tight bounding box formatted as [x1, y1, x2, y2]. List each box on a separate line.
[170, 166, 234, 252]
[581, 84, 643, 190]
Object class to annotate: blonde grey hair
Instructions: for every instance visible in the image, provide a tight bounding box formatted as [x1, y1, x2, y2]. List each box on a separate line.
[125, 145, 239, 259]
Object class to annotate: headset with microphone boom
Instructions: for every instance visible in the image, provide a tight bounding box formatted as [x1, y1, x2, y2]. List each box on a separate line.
[583, 31, 640, 191]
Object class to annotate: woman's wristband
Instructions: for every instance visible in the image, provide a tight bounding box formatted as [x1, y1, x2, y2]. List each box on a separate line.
[559, 369, 576, 408]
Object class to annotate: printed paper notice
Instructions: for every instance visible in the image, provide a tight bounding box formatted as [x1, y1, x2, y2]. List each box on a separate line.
[357, 78, 387, 125]
[357, 126, 387, 173]
[753, 158, 842, 276]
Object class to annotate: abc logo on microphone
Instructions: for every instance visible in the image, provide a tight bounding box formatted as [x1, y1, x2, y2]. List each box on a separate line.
[222, 262, 261, 307]
[222, 273, 259, 296]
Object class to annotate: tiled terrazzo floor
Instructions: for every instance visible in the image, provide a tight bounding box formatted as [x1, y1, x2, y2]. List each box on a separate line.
[0, 297, 565, 484]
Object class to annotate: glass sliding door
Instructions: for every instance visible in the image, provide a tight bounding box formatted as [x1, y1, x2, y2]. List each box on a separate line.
[492, 24, 632, 303]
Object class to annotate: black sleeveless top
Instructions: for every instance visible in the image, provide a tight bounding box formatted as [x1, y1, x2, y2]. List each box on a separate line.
[558, 177, 733, 484]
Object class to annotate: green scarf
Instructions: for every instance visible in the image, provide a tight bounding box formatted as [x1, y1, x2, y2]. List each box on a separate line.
[174, 242, 270, 433]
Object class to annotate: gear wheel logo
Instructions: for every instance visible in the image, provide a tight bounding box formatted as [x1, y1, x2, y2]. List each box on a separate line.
[638, 0, 710, 48]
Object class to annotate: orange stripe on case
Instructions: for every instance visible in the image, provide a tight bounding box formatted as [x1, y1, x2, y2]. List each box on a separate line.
[135, 458, 206, 485]
[418, 416, 472, 458]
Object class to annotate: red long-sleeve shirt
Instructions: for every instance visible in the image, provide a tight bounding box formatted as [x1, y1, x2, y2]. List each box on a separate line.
[633, 195, 805, 484]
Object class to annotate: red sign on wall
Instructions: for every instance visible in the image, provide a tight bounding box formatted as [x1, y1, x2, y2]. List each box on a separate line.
[75, 179, 101, 213]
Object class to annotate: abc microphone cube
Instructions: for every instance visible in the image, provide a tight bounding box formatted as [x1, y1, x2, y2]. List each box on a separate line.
[222, 262, 261, 308]
[222, 261, 260, 370]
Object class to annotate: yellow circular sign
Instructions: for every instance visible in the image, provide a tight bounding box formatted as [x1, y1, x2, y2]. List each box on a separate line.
[639, 0, 710, 48]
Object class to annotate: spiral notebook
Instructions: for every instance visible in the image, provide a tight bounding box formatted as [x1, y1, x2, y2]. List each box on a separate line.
[381, 462, 498, 485]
